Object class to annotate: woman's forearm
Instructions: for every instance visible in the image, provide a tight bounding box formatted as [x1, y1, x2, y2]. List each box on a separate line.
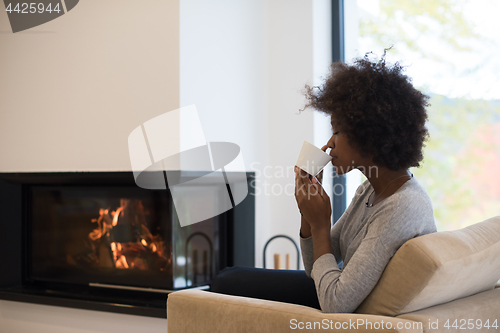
[301, 216, 332, 261]
[300, 215, 312, 238]
[311, 225, 332, 262]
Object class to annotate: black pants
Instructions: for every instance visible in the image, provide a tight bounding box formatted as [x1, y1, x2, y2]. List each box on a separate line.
[209, 266, 321, 310]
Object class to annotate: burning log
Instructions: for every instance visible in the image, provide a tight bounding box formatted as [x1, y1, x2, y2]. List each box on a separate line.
[77, 198, 170, 271]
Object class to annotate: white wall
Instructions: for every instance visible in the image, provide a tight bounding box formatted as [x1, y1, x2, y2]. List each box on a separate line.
[0, 0, 331, 330]
[259, 0, 315, 269]
[0, 0, 179, 172]
[259, 0, 332, 269]
[179, 0, 272, 268]
[0, 0, 175, 331]
[179, 0, 331, 269]
[313, 0, 334, 228]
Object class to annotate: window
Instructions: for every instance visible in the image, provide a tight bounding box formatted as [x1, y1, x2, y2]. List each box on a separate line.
[341, 0, 500, 231]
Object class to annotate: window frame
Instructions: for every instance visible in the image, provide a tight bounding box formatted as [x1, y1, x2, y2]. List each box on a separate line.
[331, 0, 347, 223]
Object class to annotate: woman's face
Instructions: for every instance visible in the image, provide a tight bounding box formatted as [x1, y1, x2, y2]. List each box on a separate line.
[326, 117, 369, 175]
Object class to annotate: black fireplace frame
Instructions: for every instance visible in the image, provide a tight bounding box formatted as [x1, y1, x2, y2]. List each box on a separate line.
[0, 171, 255, 318]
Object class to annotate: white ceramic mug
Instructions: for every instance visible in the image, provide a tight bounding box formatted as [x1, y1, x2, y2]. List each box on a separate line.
[296, 141, 332, 177]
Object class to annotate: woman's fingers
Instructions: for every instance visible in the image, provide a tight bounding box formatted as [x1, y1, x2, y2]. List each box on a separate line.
[317, 183, 328, 202]
[295, 166, 332, 220]
[309, 181, 327, 201]
[316, 169, 324, 184]
[294, 166, 306, 197]
[295, 167, 313, 186]
[309, 182, 320, 196]
[297, 172, 321, 198]
[295, 168, 310, 197]
[296, 166, 308, 177]
[295, 166, 326, 201]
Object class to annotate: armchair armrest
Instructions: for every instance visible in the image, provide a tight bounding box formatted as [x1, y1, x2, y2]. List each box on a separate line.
[167, 289, 423, 333]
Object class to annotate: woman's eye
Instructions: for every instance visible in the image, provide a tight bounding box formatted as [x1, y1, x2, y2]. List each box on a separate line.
[333, 131, 339, 135]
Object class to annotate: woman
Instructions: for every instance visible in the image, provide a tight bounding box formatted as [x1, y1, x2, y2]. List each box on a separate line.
[211, 52, 437, 313]
[295, 52, 437, 313]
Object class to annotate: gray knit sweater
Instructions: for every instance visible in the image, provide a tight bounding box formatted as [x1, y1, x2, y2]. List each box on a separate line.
[300, 174, 437, 313]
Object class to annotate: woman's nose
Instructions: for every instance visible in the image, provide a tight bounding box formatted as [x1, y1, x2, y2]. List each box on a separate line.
[326, 136, 335, 150]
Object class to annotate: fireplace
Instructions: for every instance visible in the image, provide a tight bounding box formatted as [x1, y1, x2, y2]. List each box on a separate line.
[0, 171, 255, 318]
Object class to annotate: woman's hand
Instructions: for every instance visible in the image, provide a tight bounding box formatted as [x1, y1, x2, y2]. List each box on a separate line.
[317, 144, 330, 185]
[315, 169, 324, 185]
[294, 165, 332, 233]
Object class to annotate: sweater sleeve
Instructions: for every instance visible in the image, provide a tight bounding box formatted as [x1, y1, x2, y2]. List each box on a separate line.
[299, 235, 314, 277]
[300, 180, 373, 280]
[311, 236, 393, 313]
[300, 213, 345, 277]
[310, 186, 436, 313]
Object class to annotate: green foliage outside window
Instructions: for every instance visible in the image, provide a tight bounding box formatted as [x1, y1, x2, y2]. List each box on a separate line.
[357, 0, 500, 230]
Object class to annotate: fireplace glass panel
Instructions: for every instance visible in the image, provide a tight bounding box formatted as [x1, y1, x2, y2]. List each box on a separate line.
[29, 185, 218, 290]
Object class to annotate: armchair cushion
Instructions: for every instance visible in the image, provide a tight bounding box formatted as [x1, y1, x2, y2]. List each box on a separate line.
[355, 216, 500, 316]
[396, 288, 500, 333]
[167, 289, 423, 333]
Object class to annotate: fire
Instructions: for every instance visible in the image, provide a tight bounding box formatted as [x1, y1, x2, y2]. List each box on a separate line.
[83, 199, 170, 271]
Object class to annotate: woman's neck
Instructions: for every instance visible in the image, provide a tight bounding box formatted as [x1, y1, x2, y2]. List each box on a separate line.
[363, 167, 412, 206]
